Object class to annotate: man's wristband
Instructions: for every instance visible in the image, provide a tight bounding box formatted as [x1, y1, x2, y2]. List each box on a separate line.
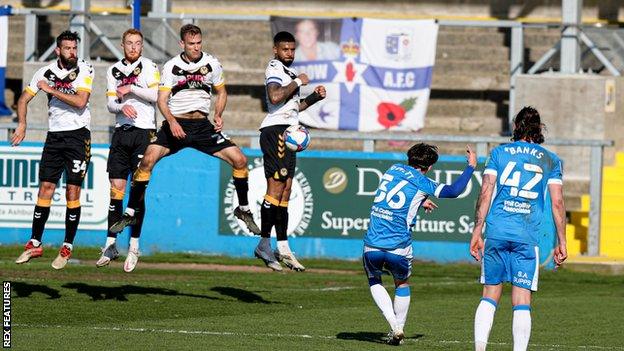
[303, 91, 323, 106]
[294, 78, 303, 87]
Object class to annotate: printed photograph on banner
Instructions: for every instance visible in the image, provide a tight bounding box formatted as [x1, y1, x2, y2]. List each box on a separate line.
[298, 84, 340, 129]
[0, 145, 110, 230]
[359, 19, 438, 68]
[359, 86, 431, 131]
[271, 16, 342, 62]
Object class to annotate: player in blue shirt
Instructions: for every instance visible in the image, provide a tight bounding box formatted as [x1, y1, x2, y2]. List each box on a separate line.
[363, 143, 477, 345]
[470, 107, 567, 351]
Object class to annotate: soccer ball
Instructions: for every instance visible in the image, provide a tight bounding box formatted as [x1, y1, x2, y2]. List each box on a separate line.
[284, 125, 311, 152]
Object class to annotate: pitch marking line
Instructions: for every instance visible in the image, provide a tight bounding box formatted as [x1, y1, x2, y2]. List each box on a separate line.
[14, 324, 624, 349]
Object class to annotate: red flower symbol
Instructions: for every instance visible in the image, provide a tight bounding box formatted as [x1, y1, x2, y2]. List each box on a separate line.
[376, 97, 417, 129]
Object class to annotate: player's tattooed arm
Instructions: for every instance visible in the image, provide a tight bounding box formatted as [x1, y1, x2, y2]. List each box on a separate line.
[267, 73, 309, 105]
[470, 174, 495, 261]
[473, 174, 496, 229]
[549, 183, 568, 266]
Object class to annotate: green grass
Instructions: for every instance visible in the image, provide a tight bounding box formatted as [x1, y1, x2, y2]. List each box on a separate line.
[1, 245, 622, 350]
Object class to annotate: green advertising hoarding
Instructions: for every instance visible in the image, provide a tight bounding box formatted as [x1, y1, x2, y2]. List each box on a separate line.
[219, 151, 484, 242]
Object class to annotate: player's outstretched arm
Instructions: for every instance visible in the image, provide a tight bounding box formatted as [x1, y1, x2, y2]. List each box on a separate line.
[437, 145, 477, 198]
[12, 90, 36, 146]
[212, 84, 227, 132]
[299, 85, 326, 112]
[549, 183, 567, 267]
[470, 173, 496, 261]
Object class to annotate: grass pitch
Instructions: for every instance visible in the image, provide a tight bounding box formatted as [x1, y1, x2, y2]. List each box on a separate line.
[1, 245, 622, 350]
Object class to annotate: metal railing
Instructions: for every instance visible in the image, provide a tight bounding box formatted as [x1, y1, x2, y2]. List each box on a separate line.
[0, 122, 612, 257]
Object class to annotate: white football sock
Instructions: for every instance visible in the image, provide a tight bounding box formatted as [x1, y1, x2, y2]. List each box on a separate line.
[105, 237, 116, 247]
[370, 284, 398, 330]
[129, 237, 140, 252]
[394, 286, 410, 330]
[62, 242, 73, 250]
[238, 205, 249, 211]
[475, 298, 497, 351]
[30, 239, 41, 247]
[512, 306, 531, 351]
[125, 208, 135, 216]
[277, 240, 291, 254]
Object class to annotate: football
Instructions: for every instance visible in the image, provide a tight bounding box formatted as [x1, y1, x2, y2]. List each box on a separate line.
[284, 125, 311, 152]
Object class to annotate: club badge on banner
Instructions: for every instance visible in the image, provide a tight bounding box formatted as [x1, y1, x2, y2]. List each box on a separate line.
[271, 17, 438, 132]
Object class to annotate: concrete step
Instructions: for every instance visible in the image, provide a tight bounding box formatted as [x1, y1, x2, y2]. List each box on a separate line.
[435, 60, 509, 74]
[437, 32, 506, 46]
[437, 45, 509, 61]
[427, 99, 499, 117]
[226, 95, 266, 113]
[422, 115, 503, 133]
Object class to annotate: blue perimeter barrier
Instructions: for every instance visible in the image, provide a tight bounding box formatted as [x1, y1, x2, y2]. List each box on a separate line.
[0, 143, 556, 267]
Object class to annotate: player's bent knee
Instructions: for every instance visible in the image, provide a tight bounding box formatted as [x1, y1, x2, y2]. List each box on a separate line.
[233, 153, 247, 170]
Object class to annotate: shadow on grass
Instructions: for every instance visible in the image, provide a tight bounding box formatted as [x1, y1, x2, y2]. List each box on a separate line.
[12, 282, 61, 299]
[62, 283, 222, 302]
[336, 331, 424, 344]
[210, 286, 275, 304]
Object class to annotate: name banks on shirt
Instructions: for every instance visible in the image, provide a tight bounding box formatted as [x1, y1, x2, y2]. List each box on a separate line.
[483, 141, 563, 245]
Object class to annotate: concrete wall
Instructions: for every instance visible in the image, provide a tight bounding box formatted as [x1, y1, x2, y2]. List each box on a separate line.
[514, 74, 624, 180]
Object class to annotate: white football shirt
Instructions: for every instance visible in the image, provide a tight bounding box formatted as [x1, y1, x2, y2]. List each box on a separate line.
[159, 52, 224, 117]
[260, 59, 300, 129]
[106, 56, 159, 129]
[25, 59, 94, 132]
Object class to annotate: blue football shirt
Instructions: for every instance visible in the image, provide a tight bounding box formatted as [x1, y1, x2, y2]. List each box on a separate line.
[483, 141, 563, 245]
[364, 163, 444, 250]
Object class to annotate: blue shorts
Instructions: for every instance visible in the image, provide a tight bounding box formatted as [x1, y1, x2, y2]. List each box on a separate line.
[480, 238, 540, 291]
[363, 245, 413, 282]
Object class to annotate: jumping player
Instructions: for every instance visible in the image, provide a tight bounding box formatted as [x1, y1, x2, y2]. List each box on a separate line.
[109, 24, 260, 248]
[96, 28, 159, 272]
[254, 31, 326, 272]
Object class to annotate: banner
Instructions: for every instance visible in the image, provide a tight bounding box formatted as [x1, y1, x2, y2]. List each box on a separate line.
[271, 17, 438, 132]
[219, 152, 482, 242]
[0, 5, 12, 116]
[0, 144, 110, 230]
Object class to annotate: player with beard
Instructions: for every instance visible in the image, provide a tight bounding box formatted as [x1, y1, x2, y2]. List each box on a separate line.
[109, 24, 260, 239]
[254, 31, 326, 271]
[96, 28, 160, 272]
[13, 31, 95, 270]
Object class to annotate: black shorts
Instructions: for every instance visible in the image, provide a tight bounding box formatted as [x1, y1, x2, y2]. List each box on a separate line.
[260, 124, 296, 181]
[154, 118, 235, 155]
[39, 127, 91, 186]
[107, 126, 156, 179]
